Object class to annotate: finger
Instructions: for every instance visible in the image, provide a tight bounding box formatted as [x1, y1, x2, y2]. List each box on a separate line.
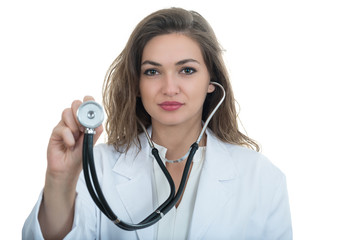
[83, 95, 95, 102]
[51, 124, 76, 149]
[61, 127, 76, 149]
[71, 100, 85, 132]
[62, 108, 81, 140]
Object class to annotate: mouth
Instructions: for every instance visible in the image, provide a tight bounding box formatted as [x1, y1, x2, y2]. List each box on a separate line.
[158, 101, 184, 111]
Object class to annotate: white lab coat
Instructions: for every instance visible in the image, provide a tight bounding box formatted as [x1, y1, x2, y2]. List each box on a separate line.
[22, 128, 292, 240]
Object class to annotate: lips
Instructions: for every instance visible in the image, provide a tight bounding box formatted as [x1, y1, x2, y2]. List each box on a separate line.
[159, 101, 184, 111]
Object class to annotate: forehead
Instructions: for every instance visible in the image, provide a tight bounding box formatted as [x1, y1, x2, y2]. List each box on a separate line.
[141, 33, 204, 63]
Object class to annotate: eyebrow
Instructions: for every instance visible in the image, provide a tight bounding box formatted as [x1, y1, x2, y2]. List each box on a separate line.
[141, 58, 200, 66]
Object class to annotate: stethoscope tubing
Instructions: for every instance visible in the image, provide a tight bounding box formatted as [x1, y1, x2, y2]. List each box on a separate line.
[80, 81, 225, 230]
[83, 133, 180, 230]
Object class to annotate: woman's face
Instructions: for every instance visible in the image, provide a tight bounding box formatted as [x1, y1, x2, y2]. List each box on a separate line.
[139, 33, 214, 128]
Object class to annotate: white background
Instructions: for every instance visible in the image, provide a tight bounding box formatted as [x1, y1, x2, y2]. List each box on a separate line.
[1, 0, 359, 239]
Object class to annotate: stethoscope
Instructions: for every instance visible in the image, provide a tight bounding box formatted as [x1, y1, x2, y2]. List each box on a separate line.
[77, 81, 225, 231]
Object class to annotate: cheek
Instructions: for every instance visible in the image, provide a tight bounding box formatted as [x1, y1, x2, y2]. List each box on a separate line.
[139, 80, 150, 99]
[187, 86, 208, 107]
[139, 80, 157, 111]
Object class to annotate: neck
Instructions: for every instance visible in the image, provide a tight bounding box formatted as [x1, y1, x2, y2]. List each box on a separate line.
[151, 120, 205, 160]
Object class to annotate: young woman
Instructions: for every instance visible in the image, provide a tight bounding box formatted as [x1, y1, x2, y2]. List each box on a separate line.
[23, 8, 292, 240]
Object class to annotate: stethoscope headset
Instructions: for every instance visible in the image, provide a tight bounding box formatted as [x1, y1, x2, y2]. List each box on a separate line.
[77, 81, 225, 230]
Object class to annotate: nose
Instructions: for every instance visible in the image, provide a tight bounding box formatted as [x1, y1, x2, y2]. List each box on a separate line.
[161, 73, 180, 96]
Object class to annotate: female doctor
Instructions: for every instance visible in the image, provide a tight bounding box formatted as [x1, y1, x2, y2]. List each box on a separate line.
[23, 7, 292, 240]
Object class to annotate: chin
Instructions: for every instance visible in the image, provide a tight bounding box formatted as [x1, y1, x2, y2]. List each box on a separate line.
[156, 119, 184, 127]
[154, 116, 201, 129]
[152, 114, 185, 126]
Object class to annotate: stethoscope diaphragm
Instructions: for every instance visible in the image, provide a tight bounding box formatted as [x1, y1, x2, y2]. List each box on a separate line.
[77, 101, 104, 129]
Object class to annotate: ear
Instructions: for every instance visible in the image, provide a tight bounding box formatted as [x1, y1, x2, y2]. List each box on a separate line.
[207, 83, 215, 93]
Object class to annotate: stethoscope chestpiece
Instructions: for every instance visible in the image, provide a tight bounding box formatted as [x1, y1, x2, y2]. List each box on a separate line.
[77, 101, 104, 129]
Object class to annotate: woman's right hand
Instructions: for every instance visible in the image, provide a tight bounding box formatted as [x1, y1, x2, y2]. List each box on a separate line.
[46, 96, 103, 183]
[39, 96, 103, 239]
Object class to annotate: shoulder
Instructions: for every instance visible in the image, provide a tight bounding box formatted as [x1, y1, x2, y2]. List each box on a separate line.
[226, 142, 284, 178]
[207, 132, 285, 184]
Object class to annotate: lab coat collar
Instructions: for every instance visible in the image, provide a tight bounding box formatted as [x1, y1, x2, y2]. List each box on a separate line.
[203, 128, 237, 180]
[112, 128, 151, 179]
[112, 128, 155, 240]
[187, 128, 238, 239]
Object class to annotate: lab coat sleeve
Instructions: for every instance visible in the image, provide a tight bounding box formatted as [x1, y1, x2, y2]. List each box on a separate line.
[22, 181, 98, 240]
[263, 175, 293, 240]
[22, 191, 45, 240]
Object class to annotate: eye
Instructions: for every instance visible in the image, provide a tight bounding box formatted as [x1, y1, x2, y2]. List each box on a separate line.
[180, 67, 196, 75]
[143, 69, 159, 76]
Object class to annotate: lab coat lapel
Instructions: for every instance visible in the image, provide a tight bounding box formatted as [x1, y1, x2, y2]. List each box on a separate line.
[112, 131, 155, 240]
[188, 130, 237, 239]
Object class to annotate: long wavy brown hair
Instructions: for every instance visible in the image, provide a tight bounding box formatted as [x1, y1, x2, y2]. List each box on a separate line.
[103, 7, 260, 152]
